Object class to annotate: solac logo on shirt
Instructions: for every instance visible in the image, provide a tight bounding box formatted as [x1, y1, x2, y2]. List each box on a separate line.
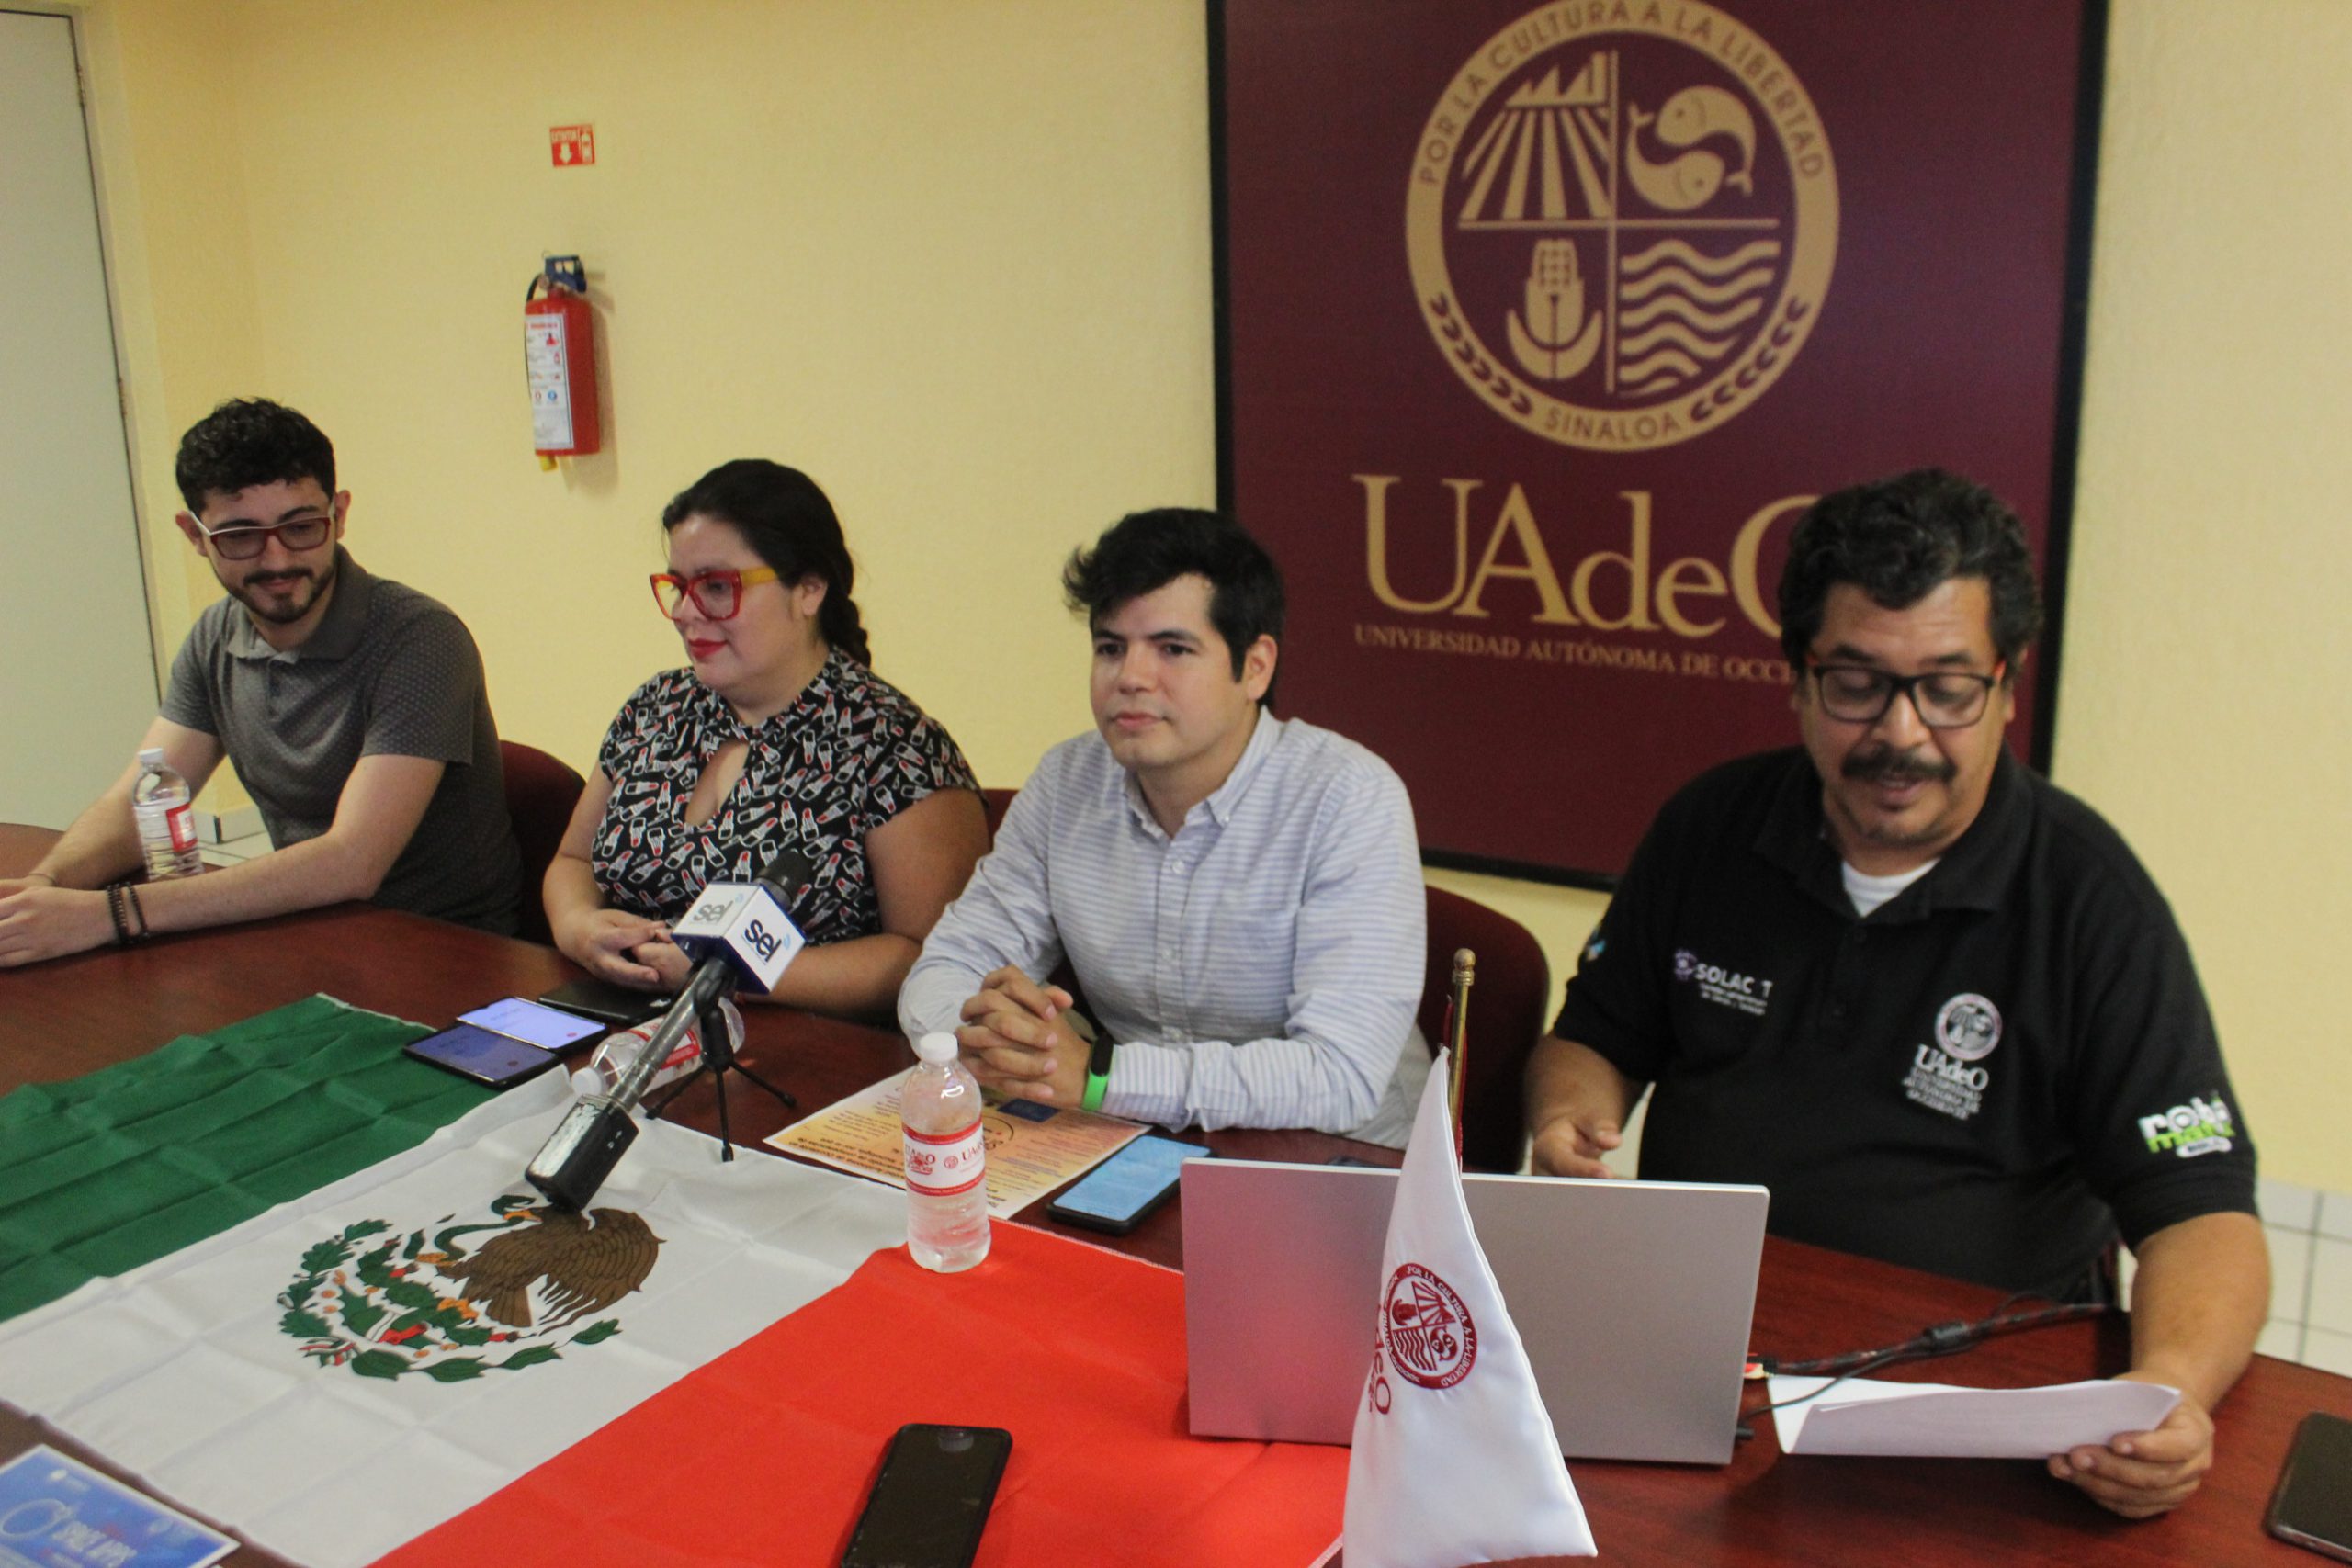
[2138, 1096, 2235, 1159]
[1671, 948, 1772, 1017]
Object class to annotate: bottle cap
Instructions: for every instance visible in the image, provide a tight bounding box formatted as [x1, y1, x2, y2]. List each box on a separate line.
[137, 748, 165, 766]
[913, 1031, 958, 1064]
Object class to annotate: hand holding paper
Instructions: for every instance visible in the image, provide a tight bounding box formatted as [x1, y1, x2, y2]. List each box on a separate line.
[1767, 1374, 2179, 1459]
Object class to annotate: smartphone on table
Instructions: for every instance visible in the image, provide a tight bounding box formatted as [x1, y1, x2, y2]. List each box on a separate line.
[537, 976, 665, 1030]
[1046, 1134, 1212, 1235]
[402, 1024, 566, 1089]
[2270, 1411, 2352, 1562]
[840, 1423, 1012, 1568]
[458, 996, 605, 1051]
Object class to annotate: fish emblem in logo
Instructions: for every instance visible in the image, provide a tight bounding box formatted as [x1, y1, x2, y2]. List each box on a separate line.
[1407, 1, 1838, 450]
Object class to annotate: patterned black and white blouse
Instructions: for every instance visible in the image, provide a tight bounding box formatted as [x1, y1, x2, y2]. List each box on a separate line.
[590, 649, 978, 944]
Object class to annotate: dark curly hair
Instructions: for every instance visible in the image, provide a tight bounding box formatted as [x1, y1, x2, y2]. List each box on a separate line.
[1062, 508, 1284, 705]
[174, 399, 335, 513]
[1778, 468, 2042, 677]
[661, 460, 871, 666]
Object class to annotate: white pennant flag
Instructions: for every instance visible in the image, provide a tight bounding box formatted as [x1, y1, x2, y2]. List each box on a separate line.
[1342, 1049, 1597, 1565]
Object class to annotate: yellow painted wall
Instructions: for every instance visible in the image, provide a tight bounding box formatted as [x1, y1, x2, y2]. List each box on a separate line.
[69, 0, 2348, 1189]
[2058, 0, 2352, 1193]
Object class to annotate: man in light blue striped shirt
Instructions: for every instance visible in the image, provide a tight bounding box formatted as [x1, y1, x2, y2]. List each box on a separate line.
[898, 509, 1429, 1145]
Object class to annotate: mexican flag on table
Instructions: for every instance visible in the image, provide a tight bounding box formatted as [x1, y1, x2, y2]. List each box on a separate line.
[0, 997, 1346, 1567]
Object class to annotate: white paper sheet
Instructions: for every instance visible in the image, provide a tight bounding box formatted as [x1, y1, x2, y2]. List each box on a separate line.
[1767, 1374, 2180, 1458]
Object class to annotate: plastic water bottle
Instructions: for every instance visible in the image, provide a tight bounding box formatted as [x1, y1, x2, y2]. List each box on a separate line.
[130, 748, 202, 880]
[903, 1032, 989, 1272]
[571, 997, 744, 1102]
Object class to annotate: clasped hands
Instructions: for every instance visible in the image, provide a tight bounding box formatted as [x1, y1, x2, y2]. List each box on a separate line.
[564, 907, 692, 990]
[955, 966, 1088, 1106]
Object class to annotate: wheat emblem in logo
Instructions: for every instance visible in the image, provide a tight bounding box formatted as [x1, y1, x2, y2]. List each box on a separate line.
[1407, 1, 1838, 450]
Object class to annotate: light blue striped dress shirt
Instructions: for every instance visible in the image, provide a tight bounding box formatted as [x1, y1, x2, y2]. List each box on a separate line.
[899, 712, 1428, 1142]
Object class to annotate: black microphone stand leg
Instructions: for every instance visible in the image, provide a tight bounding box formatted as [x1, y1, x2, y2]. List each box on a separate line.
[642, 1063, 709, 1123]
[712, 1066, 735, 1162]
[729, 1060, 797, 1111]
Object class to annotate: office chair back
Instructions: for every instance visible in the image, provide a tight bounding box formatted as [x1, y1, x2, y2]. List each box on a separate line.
[501, 740, 585, 944]
[1419, 886, 1552, 1173]
[980, 786, 1018, 842]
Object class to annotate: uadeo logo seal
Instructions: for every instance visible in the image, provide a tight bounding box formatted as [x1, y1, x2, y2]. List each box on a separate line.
[1934, 992, 2003, 1062]
[1380, 1261, 1478, 1390]
[278, 1193, 659, 1382]
[1407, 0, 1838, 451]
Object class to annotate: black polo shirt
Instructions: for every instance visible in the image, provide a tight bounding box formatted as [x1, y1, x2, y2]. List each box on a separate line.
[1556, 747, 2256, 1296]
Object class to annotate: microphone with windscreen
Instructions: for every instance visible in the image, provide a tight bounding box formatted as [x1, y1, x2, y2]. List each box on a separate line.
[525, 847, 812, 1210]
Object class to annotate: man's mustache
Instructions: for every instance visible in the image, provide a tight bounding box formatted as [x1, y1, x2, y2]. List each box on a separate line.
[1842, 744, 1956, 785]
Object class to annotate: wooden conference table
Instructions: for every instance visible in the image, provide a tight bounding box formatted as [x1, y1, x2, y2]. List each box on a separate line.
[1, 821, 2344, 1566]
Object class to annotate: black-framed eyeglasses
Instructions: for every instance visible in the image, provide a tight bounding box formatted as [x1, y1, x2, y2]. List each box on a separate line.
[194, 512, 335, 560]
[1808, 662, 2005, 728]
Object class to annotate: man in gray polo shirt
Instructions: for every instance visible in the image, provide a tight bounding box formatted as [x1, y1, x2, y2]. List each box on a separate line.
[0, 399, 520, 964]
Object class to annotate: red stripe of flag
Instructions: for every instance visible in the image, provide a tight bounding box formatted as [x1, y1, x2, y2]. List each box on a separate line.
[376, 1223, 1345, 1567]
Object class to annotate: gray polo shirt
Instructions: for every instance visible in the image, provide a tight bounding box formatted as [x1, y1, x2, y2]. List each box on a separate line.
[161, 549, 522, 933]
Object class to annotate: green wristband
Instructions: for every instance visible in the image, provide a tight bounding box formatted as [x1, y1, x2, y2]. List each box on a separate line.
[1079, 1026, 1114, 1113]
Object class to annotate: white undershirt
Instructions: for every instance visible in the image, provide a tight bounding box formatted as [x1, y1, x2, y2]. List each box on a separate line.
[1842, 858, 1938, 918]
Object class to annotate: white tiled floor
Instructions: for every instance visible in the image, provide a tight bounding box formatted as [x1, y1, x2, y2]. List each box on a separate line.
[2254, 1179, 2352, 1371]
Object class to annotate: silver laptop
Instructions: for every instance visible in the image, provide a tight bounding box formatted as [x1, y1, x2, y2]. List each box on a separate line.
[1182, 1161, 1769, 1464]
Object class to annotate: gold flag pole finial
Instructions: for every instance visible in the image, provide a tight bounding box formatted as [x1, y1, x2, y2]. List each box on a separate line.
[1445, 948, 1476, 1155]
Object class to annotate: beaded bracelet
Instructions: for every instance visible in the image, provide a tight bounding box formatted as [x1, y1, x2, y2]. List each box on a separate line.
[106, 884, 130, 947]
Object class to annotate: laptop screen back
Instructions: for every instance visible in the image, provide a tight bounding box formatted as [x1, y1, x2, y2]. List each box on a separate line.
[1181, 1161, 1768, 1464]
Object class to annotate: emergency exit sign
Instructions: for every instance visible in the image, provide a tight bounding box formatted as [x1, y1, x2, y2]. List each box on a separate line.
[550, 125, 595, 166]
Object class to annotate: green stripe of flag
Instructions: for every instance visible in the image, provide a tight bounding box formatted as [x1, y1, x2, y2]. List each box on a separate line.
[0, 994, 492, 1323]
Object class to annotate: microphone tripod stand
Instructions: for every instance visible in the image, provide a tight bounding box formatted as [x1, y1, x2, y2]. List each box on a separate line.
[641, 994, 797, 1161]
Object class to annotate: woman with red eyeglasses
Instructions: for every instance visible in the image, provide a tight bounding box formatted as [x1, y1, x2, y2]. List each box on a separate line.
[543, 460, 987, 1020]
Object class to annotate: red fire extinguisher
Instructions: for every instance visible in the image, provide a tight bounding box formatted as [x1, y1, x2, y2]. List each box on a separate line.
[525, 255, 601, 465]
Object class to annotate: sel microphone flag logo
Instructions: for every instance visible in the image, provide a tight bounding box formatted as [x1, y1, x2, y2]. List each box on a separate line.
[671, 883, 805, 994]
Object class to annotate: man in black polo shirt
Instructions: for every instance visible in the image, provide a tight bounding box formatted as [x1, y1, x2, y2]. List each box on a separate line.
[0, 400, 520, 964]
[1526, 469, 2265, 1519]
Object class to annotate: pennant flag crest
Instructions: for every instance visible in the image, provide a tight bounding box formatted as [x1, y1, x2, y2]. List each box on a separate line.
[1342, 1049, 1597, 1565]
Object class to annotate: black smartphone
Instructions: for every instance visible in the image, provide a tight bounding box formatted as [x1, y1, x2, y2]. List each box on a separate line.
[1047, 1134, 1211, 1235]
[2269, 1411, 2352, 1562]
[402, 1023, 564, 1089]
[839, 1423, 1012, 1568]
[537, 976, 663, 1030]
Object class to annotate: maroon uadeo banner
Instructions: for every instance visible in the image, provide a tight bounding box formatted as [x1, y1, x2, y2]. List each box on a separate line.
[1217, 0, 2096, 881]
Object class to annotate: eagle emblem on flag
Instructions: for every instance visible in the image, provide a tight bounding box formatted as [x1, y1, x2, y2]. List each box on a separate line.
[277, 1192, 660, 1382]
